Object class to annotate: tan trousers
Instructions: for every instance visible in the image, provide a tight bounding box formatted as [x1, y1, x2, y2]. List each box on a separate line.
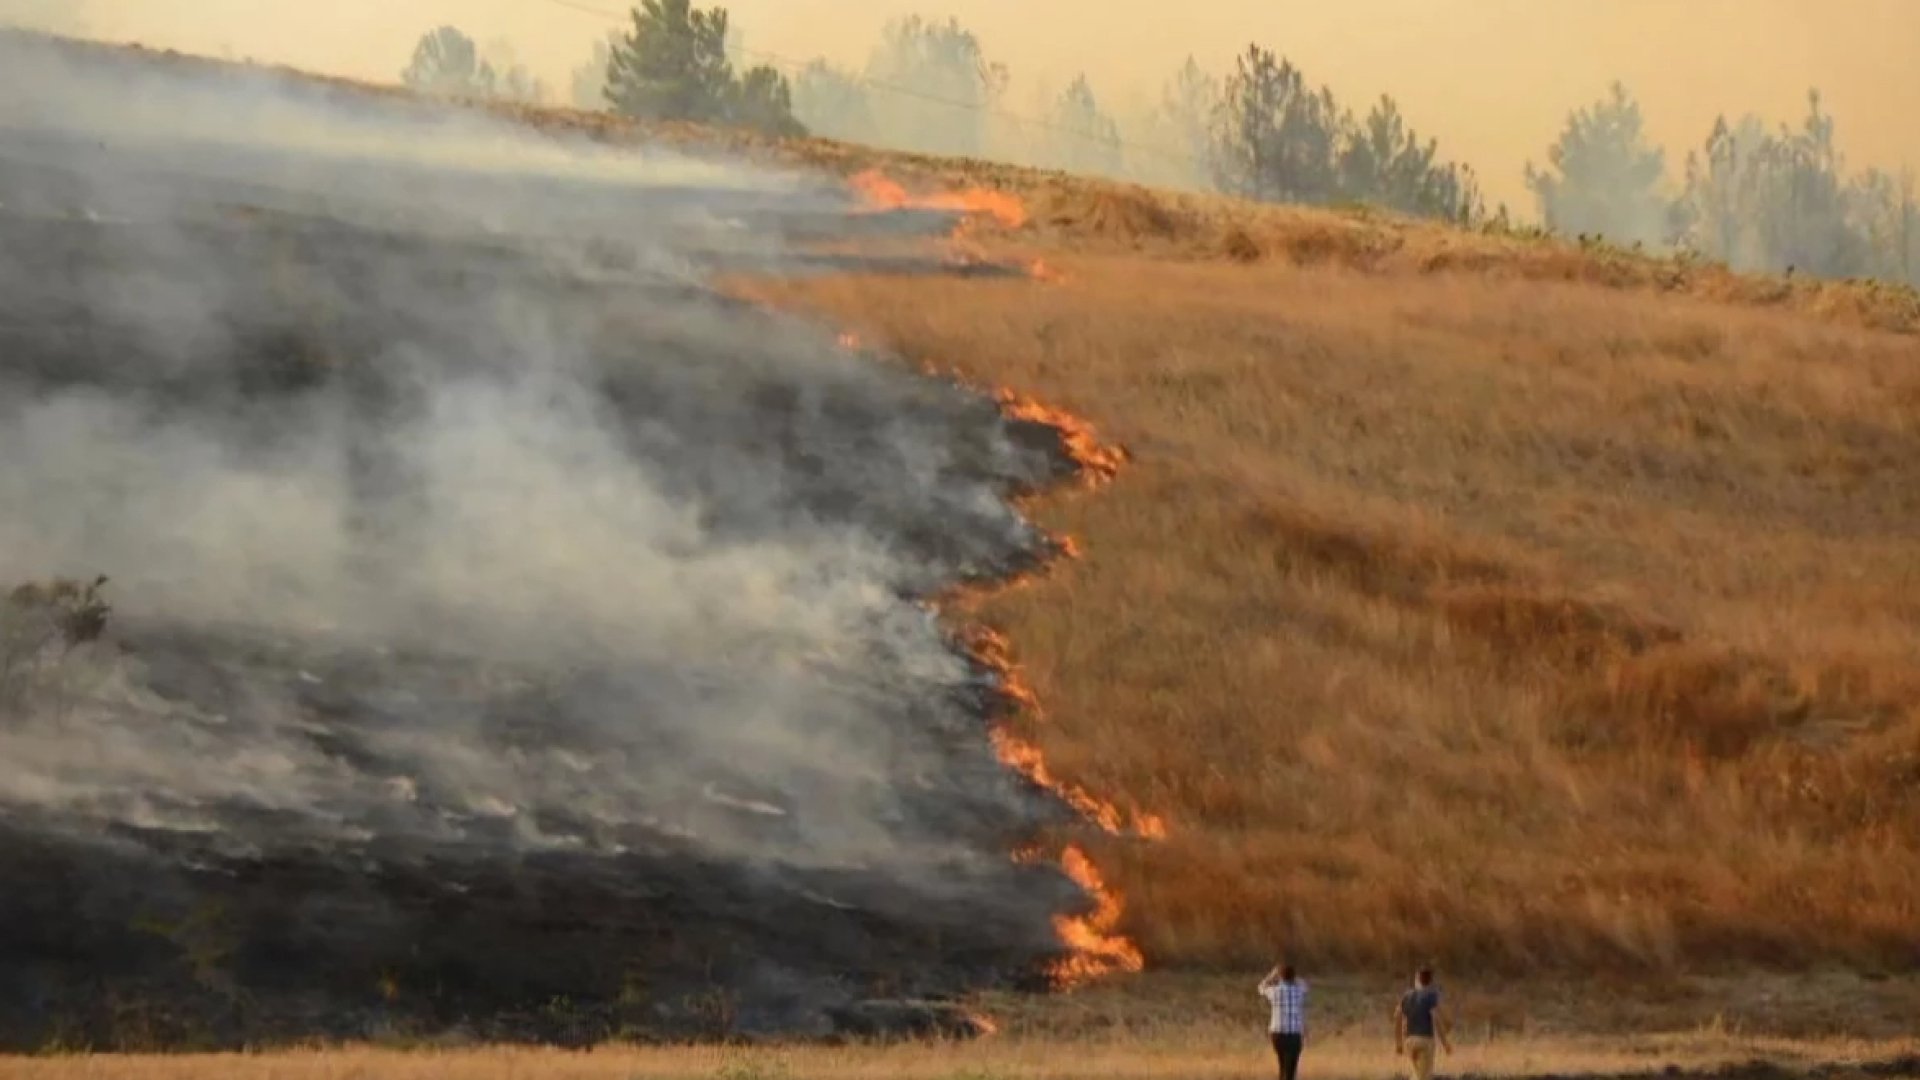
[1405, 1036, 1437, 1080]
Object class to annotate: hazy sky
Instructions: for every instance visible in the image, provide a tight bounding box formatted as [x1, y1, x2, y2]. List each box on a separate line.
[25, 0, 1920, 208]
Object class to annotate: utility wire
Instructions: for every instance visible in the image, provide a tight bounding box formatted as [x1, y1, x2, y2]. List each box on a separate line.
[529, 0, 1202, 170]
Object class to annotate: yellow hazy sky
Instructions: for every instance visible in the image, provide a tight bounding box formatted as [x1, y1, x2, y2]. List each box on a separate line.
[30, 0, 1920, 207]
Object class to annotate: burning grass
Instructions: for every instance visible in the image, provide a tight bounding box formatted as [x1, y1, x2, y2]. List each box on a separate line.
[741, 243, 1920, 975]
[938, 378, 1159, 987]
[850, 168, 1028, 232]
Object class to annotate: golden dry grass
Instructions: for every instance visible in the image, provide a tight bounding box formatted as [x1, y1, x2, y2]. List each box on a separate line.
[745, 245, 1920, 974]
[11, 1031, 1917, 1080]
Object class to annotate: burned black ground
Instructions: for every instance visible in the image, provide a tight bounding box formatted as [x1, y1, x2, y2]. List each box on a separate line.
[0, 32, 1097, 1050]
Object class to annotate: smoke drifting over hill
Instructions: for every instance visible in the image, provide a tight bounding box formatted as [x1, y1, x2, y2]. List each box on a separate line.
[22, 0, 1918, 212]
[0, 32, 1093, 1046]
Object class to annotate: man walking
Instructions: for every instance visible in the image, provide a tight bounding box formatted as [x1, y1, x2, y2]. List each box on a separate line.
[1394, 965, 1452, 1080]
[1259, 962, 1308, 1080]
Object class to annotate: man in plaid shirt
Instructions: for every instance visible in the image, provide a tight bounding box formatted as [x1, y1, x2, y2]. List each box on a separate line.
[1259, 962, 1308, 1080]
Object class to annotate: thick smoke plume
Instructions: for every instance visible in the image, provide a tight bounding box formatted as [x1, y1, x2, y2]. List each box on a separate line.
[0, 32, 1091, 1047]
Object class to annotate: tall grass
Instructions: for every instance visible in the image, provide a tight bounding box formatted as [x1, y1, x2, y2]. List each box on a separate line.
[750, 243, 1920, 973]
[11, 1029, 1917, 1080]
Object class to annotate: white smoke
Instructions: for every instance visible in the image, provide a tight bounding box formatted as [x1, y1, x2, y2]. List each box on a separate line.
[0, 31, 1062, 882]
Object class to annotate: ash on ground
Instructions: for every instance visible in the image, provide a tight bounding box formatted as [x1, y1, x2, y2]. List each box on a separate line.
[0, 31, 1095, 1049]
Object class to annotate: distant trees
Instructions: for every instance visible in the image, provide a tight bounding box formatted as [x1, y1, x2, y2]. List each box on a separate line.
[1159, 58, 1220, 185]
[1210, 46, 1341, 204]
[1502, 83, 1916, 287]
[730, 63, 803, 137]
[1848, 168, 1919, 285]
[1113, 57, 1219, 191]
[864, 16, 1006, 159]
[1042, 75, 1123, 177]
[1340, 95, 1483, 221]
[1205, 45, 1481, 223]
[569, 31, 620, 110]
[604, 0, 731, 122]
[482, 39, 546, 104]
[1668, 90, 1916, 282]
[1682, 91, 1864, 275]
[602, 0, 802, 136]
[402, 26, 544, 103]
[1525, 82, 1671, 247]
[543, 12, 1920, 283]
[791, 60, 877, 144]
[403, 27, 497, 99]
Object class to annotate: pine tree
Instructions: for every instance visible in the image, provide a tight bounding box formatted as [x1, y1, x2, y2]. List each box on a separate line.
[1524, 82, 1670, 246]
[402, 27, 498, 100]
[604, 0, 734, 123]
[1047, 74, 1123, 177]
[569, 32, 621, 111]
[791, 61, 875, 143]
[603, 1, 801, 135]
[1209, 46, 1343, 204]
[1161, 57, 1219, 182]
[864, 16, 1006, 159]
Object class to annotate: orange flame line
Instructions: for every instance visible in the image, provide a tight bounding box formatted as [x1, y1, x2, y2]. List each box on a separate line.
[993, 388, 1129, 488]
[843, 170, 1062, 284]
[848, 168, 1029, 231]
[1046, 846, 1145, 987]
[824, 313, 1155, 989]
[955, 614, 1163, 988]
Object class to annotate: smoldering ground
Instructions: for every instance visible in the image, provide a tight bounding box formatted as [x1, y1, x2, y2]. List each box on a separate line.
[0, 32, 1092, 1047]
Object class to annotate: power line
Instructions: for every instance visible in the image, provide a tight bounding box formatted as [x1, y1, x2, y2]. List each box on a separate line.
[528, 0, 1199, 170]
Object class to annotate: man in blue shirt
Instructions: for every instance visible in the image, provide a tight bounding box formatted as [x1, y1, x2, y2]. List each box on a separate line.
[1394, 964, 1453, 1080]
[1259, 961, 1308, 1080]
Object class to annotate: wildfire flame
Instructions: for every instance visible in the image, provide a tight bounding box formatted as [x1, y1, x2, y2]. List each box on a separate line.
[1048, 846, 1145, 986]
[957, 623, 1163, 840]
[990, 729, 1166, 839]
[963, 1010, 1002, 1037]
[824, 315, 1153, 990]
[958, 625, 1038, 709]
[992, 388, 1128, 487]
[837, 330, 862, 350]
[848, 168, 1029, 231]
[943, 535, 1161, 987]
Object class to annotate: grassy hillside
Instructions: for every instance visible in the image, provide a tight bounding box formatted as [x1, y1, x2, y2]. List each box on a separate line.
[20, 29, 1920, 983]
[745, 192, 1920, 974]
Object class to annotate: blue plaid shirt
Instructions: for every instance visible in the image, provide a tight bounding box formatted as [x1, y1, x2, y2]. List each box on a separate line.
[1263, 979, 1308, 1034]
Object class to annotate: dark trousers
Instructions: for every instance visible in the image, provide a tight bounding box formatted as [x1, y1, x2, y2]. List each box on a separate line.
[1271, 1032, 1304, 1080]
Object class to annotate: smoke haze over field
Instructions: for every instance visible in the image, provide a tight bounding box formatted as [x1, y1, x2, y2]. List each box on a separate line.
[21, 0, 1920, 209]
[0, 31, 1086, 1045]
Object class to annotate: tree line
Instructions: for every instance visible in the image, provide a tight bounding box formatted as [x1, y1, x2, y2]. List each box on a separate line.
[1528, 83, 1917, 285]
[400, 5, 1917, 287]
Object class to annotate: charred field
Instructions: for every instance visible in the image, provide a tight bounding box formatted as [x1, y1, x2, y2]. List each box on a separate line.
[0, 31, 1147, 1051]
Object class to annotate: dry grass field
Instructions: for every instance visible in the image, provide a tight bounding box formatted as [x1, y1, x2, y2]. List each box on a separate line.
[12, 1026, 1919, 1080]
[12, 1040, 1918, 1080]
[744, 206, 1920, 975]
[16, 974, 1920, 1077]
